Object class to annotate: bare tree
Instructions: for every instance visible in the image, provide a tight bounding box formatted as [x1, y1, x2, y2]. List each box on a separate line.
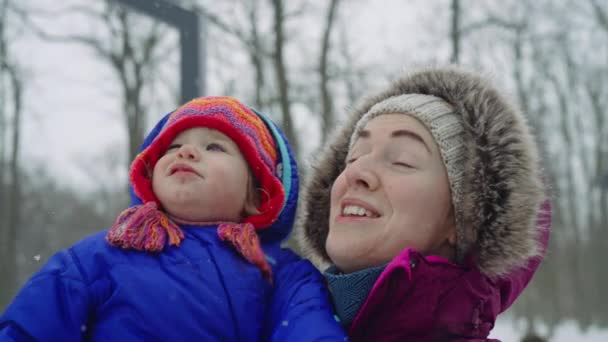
[0, 0, 24, 309]
[450, 1, 523, 65]
[589, 0, 608, 230]
[16, 165, 126, 287]
[450, 0, 460, 63]
[1, 1, 174, 307]
[188, 1, 349, 158]
[270, 0, 298, 156]
[319, 0, 340, 143]
[441, 0, 608, 331]
[189, 1, 270, 109]
[247, 2, 266, 109]
[590, 0, 608, 31]
[24, 2, 170, 164]
[331, 18, 376, 116]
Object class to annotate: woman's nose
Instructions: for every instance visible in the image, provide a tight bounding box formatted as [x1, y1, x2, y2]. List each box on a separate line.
[176, 144, 200, 161]
[344, 157, 379, 191]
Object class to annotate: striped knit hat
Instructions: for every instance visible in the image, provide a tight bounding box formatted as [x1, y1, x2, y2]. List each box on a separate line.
[107, 96, 285, 281]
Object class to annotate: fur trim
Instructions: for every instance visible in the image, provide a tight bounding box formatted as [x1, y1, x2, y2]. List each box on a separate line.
[295, 66, 544, 278]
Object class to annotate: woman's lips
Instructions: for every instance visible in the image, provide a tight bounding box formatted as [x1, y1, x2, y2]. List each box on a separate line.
[335, 198, 381, 222]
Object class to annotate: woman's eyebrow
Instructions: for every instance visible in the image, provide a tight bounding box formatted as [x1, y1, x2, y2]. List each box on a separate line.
[356, 129, 370, 139]
[390, 129, 431, 153]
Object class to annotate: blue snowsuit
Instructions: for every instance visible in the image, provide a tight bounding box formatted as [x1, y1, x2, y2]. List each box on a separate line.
[0, 110, 346, 341]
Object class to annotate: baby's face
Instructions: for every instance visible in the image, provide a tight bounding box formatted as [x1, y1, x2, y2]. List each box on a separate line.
[327, 114, 456, 273]
[152, 127, 251, 223]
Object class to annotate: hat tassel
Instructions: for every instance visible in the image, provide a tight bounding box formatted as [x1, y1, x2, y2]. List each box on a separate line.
[106, 202, 184, 252]
[218, 222, 273, 283]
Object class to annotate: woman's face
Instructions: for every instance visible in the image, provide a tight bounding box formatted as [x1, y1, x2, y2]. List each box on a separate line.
[327, 114, 456, 273]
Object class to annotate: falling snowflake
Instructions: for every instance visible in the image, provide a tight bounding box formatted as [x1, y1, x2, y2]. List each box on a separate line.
[265, 254, 276, 265]
[33, 255, 41, 261]
[281, 320, 289, 327]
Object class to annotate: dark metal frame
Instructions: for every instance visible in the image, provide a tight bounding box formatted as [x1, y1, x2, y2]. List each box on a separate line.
[112, 0, 205, 102]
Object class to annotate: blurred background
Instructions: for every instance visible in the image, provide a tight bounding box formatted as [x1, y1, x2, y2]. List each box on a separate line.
[1, 0, 606, 340]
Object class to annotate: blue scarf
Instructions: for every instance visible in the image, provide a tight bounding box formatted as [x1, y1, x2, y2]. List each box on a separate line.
[324, 264, 386, 327]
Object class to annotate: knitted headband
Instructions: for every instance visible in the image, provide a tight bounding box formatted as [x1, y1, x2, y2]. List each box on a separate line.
[132, 96, 284, 228]
[350, 94, 467, 258]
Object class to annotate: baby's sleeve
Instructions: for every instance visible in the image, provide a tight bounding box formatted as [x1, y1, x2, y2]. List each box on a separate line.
[265, 248, 346, 342]
[0, 249, 91, 341]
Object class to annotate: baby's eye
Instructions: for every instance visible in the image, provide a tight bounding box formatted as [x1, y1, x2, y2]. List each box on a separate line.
[165, 144, 181, 153]
[206, 143, 226, 152]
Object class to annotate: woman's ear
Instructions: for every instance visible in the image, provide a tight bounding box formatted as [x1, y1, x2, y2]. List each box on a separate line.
[436, 207, 457, 261]
[446, 207, 457, 247]
[447, 227, 457, 247]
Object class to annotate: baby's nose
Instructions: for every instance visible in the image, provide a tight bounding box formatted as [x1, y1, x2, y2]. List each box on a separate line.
[177, 144, 200, 160]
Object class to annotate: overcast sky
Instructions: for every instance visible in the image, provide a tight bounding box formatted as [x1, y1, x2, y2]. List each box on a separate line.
[13, 0, 448, 190]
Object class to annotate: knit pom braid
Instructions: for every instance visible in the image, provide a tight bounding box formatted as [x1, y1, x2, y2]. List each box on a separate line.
[218, 222, 273, 283]
[106, 202, 185, 252]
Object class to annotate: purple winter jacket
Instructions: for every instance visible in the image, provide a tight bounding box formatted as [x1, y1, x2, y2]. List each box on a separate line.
[347, 200, 551, 342]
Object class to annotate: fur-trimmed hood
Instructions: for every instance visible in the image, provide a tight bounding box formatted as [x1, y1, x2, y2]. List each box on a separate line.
[296, 66, 544, 278]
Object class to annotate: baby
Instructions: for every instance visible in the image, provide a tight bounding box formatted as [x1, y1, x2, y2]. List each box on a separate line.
[1, 96, 345, 341]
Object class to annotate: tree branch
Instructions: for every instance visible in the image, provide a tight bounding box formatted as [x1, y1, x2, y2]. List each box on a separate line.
[590, 0, 608, 32]
[460, 16, 522, 36]
[319, 0, 339, 142]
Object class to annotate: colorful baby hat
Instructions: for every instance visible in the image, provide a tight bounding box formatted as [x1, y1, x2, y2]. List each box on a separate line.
[106, 96, 285, 281]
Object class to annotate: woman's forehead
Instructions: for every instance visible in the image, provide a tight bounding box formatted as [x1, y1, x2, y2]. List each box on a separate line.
[355, 114, 434, 151]
[363, 114, 429, 132]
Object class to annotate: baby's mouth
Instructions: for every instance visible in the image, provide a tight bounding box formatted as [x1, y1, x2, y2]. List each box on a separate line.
[170, 163, 198, 176]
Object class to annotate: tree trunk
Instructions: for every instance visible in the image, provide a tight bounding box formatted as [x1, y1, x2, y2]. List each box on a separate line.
[319, 0, 339, 143]
[247, 2, 265, 109]
[512, 27, 529, 117]
[192, 2, 267, 110]
[28, 2, 164, 187]
[0, 0, 21, 309]
[271, 0, 298, 157]
[0, 0, 7, 226]
[586, 80, 607, 231]
[124, 61, 145, 164]
[450, 0, 460, 64]
[5, 63, 21, 301]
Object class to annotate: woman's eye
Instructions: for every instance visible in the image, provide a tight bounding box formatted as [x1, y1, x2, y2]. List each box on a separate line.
[393, 161, 413, 168]
[346, 157, 358, 164]
[206, 143, 226, 152]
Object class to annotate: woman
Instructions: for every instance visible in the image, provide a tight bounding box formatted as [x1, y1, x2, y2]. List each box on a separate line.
[297, 66, 551, 341]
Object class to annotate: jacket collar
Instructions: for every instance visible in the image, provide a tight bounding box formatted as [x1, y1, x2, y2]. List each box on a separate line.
[349, 248, 494, 341]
